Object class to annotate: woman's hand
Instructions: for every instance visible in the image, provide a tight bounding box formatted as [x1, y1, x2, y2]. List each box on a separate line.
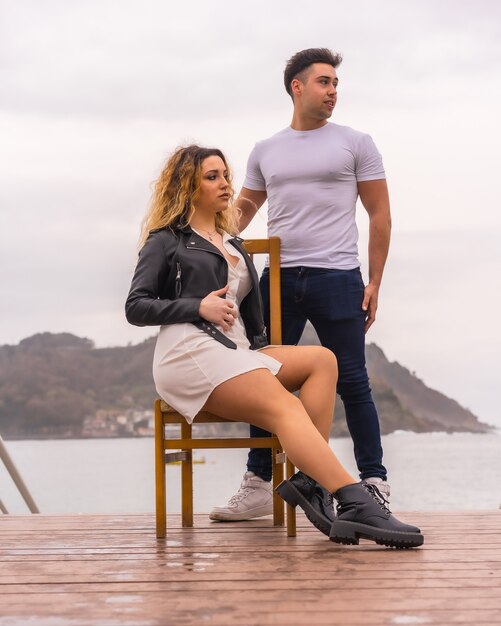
[199, 285, 237, 331]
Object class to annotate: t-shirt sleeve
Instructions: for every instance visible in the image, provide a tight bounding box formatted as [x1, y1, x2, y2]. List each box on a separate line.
[243, 144, 266, 191]
[355, 134, 386, 181]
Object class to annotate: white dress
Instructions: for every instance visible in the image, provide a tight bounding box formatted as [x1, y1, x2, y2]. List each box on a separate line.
[152, 232, 282, 422]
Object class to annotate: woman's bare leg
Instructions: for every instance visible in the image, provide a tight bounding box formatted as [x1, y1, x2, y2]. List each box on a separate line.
[203, 368, 354, 493]
[260, 345, 337, 441]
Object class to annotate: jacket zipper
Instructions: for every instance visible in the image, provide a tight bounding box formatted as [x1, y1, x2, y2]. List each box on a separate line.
[175, 263, 182, 297]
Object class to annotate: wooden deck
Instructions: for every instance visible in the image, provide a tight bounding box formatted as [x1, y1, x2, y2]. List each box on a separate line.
[1, 511, 500, 625]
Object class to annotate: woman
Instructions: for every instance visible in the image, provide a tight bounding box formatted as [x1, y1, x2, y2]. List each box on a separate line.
[126, 145, 423, 548]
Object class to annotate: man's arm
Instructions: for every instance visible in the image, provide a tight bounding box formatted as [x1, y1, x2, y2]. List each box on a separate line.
[236, 187, 267, 233]
[357, 179, 391, 333]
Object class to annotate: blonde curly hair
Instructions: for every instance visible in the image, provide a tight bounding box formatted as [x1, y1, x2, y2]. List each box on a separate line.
[139, 145, 239, 247]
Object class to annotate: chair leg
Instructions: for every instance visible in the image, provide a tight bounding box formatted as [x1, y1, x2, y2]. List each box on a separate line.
[180, 422, 193, 527]
[154, 401, 166, 539]
[286, 457, 297, 537]
[272, 446, 285, 526]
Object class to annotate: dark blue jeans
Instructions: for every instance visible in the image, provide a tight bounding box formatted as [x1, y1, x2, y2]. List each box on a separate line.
[247, 266, 386, 482]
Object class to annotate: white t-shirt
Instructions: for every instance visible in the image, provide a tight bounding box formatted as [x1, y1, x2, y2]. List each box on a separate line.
[243, 122, 385, 269]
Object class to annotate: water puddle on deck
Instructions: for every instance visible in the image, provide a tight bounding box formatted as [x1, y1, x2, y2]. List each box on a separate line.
[160, 550, 220, 572]
[392, 617, 432, 625]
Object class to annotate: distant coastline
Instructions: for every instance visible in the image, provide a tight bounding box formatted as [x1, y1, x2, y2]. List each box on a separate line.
[4, 429, 498, 442]
[0, 331, 493, 440]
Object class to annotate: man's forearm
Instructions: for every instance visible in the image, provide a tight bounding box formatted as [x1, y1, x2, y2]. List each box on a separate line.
[368, 212, 391, 286]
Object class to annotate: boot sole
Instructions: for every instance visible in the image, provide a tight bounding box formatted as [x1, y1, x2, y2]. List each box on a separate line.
[275, 480, 332, 536]
[329, 520, 424, 549]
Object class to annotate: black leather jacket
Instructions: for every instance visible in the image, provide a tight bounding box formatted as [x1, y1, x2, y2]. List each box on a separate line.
[125, 225, 268, 350]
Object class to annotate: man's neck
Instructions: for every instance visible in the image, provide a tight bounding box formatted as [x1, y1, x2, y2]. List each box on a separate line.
[290, 112, 329, 131]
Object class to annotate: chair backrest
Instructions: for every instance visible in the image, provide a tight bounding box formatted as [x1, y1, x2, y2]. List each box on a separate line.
[242, 237, 281, 345]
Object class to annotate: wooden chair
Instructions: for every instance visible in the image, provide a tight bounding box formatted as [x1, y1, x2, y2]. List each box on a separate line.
[155, 237, 296, 538]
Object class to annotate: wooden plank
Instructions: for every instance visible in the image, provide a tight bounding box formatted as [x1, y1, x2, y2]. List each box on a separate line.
[1, 577, 501, 593]
[2, 593, 501, 625]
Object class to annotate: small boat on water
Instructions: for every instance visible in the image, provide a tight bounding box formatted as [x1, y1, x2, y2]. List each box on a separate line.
[170, 457, 206, 465]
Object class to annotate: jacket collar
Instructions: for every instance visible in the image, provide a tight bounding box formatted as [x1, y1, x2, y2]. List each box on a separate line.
[177, 223, 194, 234]
[175, 223, 243, 244]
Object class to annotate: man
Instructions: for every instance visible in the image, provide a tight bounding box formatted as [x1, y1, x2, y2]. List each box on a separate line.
[210, 48, 392, 526]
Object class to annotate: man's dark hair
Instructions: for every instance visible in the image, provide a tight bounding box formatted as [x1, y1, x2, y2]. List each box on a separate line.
[284, 48, 343, 98]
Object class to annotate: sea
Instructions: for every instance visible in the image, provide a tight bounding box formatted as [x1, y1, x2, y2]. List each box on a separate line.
[1, 432, 500, 514]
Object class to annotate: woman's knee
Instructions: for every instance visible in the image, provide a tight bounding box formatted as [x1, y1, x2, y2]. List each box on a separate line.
[269, 393, 307, 425]
[312, 346, 338, 379]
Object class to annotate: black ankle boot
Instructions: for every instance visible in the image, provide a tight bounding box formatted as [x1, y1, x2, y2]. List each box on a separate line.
[329, 482, 424, 548]
[275, 471, 336, 536]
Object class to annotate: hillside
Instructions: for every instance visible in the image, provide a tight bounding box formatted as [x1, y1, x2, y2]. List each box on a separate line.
[0, 331, 492, 438]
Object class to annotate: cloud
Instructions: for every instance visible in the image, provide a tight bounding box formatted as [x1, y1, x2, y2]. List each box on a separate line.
[2, 0, 500, 120]
[359, 228, 501, 426]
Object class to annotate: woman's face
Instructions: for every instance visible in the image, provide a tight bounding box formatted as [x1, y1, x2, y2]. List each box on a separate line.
[194, 155, 230, 216]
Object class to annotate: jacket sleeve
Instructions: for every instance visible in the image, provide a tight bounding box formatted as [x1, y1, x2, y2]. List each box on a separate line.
[125, 231, 202, 327]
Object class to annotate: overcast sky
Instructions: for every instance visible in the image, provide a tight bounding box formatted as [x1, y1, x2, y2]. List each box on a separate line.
[1, 0, 500, 427]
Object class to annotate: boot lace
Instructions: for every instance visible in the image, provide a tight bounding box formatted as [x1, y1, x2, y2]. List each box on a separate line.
[363, 483, 392, 514]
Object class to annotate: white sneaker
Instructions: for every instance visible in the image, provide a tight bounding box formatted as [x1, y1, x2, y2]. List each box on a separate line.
[363, 477, 391, 501]
[209, 471, 273, 521]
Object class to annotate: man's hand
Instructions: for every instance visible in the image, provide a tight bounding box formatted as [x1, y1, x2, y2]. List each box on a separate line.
[199, 286, 237, 331]
[362, 282, 379, 333]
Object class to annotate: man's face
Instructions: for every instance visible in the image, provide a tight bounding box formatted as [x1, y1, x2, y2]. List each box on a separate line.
[294, 63, 338, 120]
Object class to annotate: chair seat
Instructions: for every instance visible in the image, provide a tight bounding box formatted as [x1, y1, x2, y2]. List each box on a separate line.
[160, 400, 236, 424]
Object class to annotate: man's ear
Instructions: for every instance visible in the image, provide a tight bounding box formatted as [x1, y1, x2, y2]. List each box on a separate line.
[291, 78, 303, 99]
